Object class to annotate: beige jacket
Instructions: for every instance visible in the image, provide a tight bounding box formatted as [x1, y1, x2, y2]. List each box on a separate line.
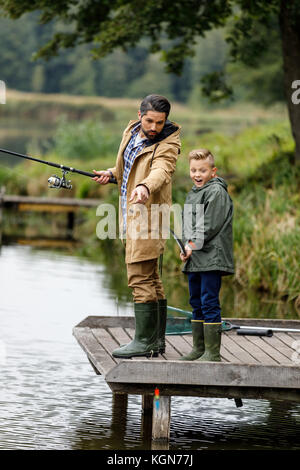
[108, 119, 181, 263]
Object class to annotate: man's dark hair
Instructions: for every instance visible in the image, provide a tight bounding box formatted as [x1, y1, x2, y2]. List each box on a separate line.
[140, 94, 171, 118]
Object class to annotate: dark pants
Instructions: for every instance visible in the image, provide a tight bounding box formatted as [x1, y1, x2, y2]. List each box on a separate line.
[187, 271, 222, 323]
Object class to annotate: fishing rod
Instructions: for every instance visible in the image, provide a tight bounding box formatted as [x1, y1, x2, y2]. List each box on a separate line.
[0, 147, 187, 249]
[0, 147, 117, 189]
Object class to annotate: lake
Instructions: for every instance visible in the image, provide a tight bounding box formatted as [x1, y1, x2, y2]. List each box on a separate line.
[0, 242, 299, 450]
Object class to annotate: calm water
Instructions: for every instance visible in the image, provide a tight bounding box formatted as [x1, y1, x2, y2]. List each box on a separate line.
[0, 244, 300, 450]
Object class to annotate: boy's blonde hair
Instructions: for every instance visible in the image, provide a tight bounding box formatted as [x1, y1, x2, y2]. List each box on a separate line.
[188, 148, 215, 168]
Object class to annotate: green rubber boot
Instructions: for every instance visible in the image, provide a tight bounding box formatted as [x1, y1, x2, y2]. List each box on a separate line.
[112, 302, 159, 358]
[157, 298, 167, 354]
[179, 320, 205, 360]
[197, 323, 222, 362]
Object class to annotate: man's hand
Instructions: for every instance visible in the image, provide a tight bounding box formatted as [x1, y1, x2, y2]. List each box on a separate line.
[92, 170, 111, 184]
[180, 246, 192, 262]
[129, 185, 149, 204]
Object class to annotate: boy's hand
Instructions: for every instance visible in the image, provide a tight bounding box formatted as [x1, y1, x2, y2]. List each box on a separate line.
[180, 246, 192, 262]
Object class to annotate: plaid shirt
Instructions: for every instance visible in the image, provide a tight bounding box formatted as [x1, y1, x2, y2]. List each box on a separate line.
[121, 123, 147, 234]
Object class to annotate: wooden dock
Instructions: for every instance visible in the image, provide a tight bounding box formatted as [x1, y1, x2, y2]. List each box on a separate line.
[0, 192, 101, 236]
[0, 194, 101, 211]
[73, 315, 300, 444]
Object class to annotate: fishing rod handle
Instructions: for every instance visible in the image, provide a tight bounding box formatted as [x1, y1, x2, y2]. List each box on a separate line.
[237, 328, 273, 337]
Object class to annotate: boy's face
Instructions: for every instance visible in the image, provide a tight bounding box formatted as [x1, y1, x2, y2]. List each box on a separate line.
[189, 158, 217, 188]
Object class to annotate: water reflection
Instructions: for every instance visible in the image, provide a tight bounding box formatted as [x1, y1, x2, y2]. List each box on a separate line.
[0, 244, 300, 450]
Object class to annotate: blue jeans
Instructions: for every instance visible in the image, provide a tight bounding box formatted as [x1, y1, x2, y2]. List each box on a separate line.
[187, 271, 222, 323]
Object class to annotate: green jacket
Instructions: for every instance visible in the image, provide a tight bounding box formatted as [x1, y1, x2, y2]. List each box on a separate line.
[182, 176, 234, 275]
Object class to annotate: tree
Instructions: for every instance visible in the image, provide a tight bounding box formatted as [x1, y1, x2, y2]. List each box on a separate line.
[0, 0, 299, 162]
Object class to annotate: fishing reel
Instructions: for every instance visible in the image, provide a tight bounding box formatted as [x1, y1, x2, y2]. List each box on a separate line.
[48, 170, 72, 190]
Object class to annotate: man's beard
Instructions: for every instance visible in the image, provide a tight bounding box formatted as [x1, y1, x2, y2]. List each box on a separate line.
[141, 126, 158, 140]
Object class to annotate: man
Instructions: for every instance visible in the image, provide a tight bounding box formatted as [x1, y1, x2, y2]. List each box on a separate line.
[93, 94, 181, 358]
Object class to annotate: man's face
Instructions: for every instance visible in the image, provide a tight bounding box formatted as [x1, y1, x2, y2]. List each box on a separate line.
[190, 158, 217, 188]
[138, 110, 166, 140]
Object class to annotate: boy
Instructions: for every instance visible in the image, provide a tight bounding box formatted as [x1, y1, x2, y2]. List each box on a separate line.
[180, 149, 234, 362]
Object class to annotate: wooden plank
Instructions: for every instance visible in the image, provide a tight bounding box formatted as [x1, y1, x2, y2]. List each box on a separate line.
[75, 315, 135, 329]
[152, 395, 171, 441]
[275, 332, 299, 349]
[288, 332, 300, 341]
[3, 195, 101, 207]
[233, 335, 278, 365]
[108, 381, 300, 403]
[15, 238, 80, 248]
[262, 334, 297, 361]
[221, 333, 259, 364]
[220, 344, 242, 363]
[73, 327, 117, 375]
[162, 339, 182, 360]
[108, 327, 132, 346]
[165, 335, 193, 357]
[18, 203, 80, 212]
[106, 360, 300, 389]
[245, 335, 293, 365]
[91, 327, 120, 359]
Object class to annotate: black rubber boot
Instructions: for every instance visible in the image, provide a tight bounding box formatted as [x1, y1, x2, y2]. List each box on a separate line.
[197, 323, 222, 362]
[179, 320, 205, 360]
[157, 298, 167, 354]
[112, 302, 159, 358]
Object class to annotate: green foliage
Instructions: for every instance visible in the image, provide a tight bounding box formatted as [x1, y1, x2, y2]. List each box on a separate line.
[0, 1, 289, 106]
[201, 71, 233, 103]
[51, 117, 119, 160]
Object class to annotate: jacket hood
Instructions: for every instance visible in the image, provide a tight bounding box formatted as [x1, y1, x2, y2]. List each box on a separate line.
[192, 176, 228, 192]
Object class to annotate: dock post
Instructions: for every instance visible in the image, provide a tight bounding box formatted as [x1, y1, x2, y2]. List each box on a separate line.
[112, 392, 128, 414]
[111, 393, 128, 444]
[67, 211, 75, 237]
[141, 394, 153, 445]
[142, 394, 153, 414]
[152, 395, 171, 443]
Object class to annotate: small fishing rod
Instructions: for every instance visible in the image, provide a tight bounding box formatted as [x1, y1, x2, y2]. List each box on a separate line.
[0, 147, 117, 189]
[170, 229, 186, 256]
